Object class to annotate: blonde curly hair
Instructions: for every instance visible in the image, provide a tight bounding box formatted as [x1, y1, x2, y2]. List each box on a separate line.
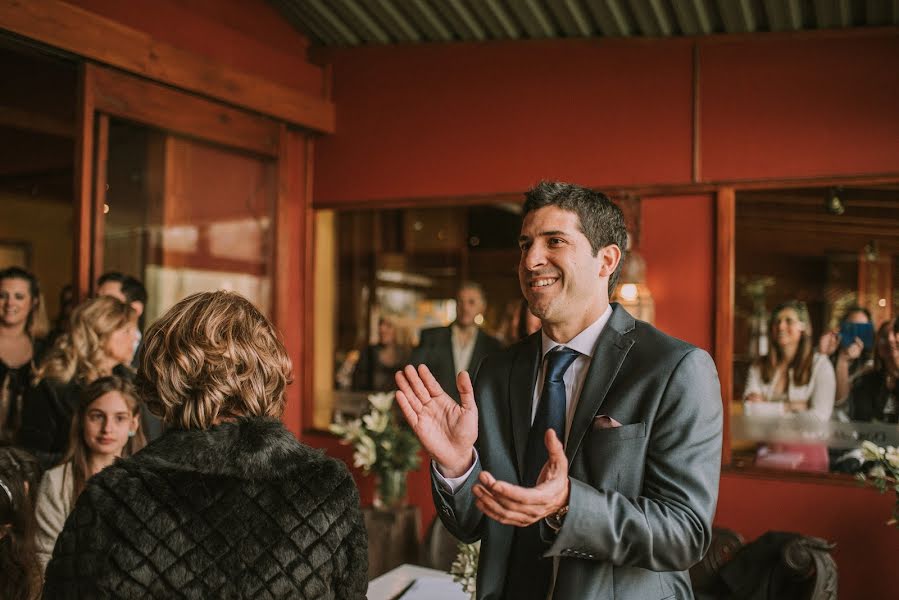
[136, 291, 292, 430]
[34, 296, 136, 385]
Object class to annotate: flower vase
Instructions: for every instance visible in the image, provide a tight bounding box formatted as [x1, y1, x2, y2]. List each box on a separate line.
[373, 469, 407, 511]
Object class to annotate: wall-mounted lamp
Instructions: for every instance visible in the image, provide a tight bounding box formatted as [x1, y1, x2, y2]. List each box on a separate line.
[613, 244, 655, 324]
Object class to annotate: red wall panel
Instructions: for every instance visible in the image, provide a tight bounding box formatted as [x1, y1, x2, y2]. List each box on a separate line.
[315, 40, 695, 204]
[642, 195, 715, 351]
[700, 33, 899, 181]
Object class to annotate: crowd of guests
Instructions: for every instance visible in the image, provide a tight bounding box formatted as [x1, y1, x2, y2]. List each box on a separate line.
[742, 300, 899, 471]
[0, 267, 368, 598]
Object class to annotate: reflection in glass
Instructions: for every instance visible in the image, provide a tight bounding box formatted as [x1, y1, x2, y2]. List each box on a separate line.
[312, 205, 524, 430]
[102, 120, 275, 323]
[732, 186, 899, 474]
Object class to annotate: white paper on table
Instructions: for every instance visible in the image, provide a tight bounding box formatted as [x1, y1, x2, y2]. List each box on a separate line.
[398, 576, 467, 599]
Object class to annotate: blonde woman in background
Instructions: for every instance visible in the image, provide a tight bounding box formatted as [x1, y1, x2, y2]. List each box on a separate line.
[0, 267, 50, 443]
[18, 296, 138, 469]
[44, 291, 368, 599]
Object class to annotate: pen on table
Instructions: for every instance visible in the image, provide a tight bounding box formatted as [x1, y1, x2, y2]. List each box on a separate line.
[387, 578, 416, 600]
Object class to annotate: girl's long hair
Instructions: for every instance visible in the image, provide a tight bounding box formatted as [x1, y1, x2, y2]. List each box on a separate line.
[873, 318, 899, 375]
[755, 300, 815, 386]
[0, 465, 41, 600]
[62, 376, 146, 501]
[34, 296, 135, 385]
[0, 267, 49, 339]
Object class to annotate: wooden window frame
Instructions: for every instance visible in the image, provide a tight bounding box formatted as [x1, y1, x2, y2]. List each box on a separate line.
[72, 63, 310, 434]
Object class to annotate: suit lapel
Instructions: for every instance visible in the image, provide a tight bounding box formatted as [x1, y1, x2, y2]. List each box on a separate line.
[509, 333, 541, 480]
[565, 305, 636, 462]
[441, 327, 456, 375]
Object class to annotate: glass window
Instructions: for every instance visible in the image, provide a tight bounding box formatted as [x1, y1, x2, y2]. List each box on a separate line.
[311, 204, 524, 430]
[102, 119, 276, 322]
[731, 186, 899, 474]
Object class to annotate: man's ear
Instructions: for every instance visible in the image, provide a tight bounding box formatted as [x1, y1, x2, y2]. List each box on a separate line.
[597, 245, 622, 278]
[130, 301, 144, 318]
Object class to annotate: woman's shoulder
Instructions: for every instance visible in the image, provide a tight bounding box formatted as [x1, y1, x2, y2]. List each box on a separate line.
[38, 461, 74, 497]
[811, 352, 836, 372]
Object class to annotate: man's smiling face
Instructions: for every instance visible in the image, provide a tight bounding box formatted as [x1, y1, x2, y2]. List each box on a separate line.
[518, 206, 610, 338]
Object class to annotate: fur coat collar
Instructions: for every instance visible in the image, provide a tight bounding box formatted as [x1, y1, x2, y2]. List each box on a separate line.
[131, 416, 313, 480]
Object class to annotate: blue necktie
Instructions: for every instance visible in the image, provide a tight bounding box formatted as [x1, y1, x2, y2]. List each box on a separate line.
[505, 346, 580, 600]
[523, 347, 580, 487]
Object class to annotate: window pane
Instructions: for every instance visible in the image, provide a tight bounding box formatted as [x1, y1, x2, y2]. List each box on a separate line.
[103, 119, 275, 321]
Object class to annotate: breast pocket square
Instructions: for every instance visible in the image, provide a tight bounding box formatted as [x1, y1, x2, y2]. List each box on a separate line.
[592, 415, 623, 429]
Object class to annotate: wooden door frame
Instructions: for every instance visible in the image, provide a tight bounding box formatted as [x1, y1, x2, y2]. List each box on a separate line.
[74, 63, 311, 434]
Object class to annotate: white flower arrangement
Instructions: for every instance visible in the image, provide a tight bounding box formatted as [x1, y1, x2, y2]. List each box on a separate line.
[329, 392, 421, 475]
[449, 541, 480, 600]
[858, 440, 899, 528]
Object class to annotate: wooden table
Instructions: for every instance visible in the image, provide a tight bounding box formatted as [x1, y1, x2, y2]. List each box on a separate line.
[363, 505, 421, 579]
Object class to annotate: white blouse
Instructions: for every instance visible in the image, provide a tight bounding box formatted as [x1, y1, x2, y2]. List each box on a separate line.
[744, 353, 836, 421]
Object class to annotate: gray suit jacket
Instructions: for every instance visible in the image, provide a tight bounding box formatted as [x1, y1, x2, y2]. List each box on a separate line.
[432, 304, 723, 600]
[412, 326, 503, 401]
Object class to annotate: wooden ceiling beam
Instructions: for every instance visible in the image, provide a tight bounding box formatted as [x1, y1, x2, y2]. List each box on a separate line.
[0, 0, 335, 132]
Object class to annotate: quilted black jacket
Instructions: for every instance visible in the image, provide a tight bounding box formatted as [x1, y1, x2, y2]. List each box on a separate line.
[43, 417, 368, 599]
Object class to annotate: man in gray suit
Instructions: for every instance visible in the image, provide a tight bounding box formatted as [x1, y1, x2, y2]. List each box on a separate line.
[411, 282, 503, 402]
[396, 181, 722, 599]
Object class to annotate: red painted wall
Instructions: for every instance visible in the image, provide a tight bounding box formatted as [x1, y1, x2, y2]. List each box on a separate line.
[64, 0, 324, 96]
[700, 33, 899, 181]
[312, 30, 899, 599]
[643, 195, 715, 351]
[314, 39, 695, 204]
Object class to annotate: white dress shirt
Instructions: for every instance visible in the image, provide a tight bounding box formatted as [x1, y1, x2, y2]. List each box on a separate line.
[451, 324, 478, 375]
[435, 305, 614, 492]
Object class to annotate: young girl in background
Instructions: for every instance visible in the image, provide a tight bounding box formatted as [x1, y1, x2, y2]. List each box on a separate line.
[34, 376, 145, 570]
[0, 460, 41, 600]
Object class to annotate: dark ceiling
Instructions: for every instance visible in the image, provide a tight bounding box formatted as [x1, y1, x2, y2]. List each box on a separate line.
[270, 0, 899, 47]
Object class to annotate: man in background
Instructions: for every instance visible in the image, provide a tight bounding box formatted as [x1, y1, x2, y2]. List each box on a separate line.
[411, 282, 503, 402]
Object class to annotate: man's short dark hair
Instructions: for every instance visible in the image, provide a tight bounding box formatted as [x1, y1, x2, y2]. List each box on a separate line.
[97, 271, 126, 287]
[121, 276, 148, 306]
[522, 181, 628, 296]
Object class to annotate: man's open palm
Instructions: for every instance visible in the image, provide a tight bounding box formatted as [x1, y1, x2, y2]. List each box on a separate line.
[395, 365, 478, 477]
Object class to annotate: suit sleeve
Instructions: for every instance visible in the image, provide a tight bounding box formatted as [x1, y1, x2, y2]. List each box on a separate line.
[410, 329, 432, 367]
[547, 348, 723, 571]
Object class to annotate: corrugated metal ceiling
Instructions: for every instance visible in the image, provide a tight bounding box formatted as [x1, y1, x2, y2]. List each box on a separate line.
[270, 0, 899, 46]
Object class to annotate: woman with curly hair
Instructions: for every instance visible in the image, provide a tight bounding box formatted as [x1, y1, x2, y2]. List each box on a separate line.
[0, 267, 50, 444]
[18, 296, 138, 469]
[44, 291, 368, 599]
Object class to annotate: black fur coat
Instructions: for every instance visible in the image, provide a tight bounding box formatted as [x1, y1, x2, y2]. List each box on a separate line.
[43, 417, 368, 599]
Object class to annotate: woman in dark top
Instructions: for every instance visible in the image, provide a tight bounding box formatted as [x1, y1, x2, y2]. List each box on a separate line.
[848, 318, 899, 423]
[0, 268, 49, 444]
[44, 291, 368, 599]
[352, 316, 411, 392]
[18, 296, 138, 469]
